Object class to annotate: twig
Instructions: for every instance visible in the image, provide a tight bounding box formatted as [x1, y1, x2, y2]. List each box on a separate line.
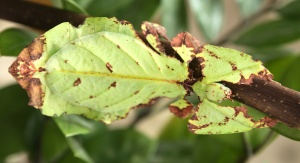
[0, 0, 87, 30]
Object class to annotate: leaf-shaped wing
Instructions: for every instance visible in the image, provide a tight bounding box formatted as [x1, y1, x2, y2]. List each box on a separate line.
[197, 45, 273, 84]
[188, 45, 276, 134]
[188, 99, 276, 134]
[10, 17, 188, 123]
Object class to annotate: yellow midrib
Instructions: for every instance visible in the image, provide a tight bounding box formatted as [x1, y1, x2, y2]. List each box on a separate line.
[46, 70, 183, 84]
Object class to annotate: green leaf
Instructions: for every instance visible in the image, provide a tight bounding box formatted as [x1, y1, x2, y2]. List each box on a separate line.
[235, 19, 300, 47]
[245, 47, 293, 63]
[277, 0, 300, 19]
[0, 28, 38, 56]
[272, 122, 300, 141]
[193, 82, 231, 102]
[188, 44, 274, 134]
[197, 44, 269, 84]
[158, 117, 275, 162]
[266, 55, 300, 91]
[81, 127, 155, 163]
[161, 0, 188, 38]
[10, 17, 276, 135]
[53, 0, 88, 14]
[54, 115, 94, 137]
[188, 99, 271, 134]
[66, 137, 94, 163]
[12, 17, 187, 124]
[244, 128, 277, 152]
[0, 85, 36, 162]
[235, 0, 262, 17]
[41, 119, 69, 162]
[188, 0, 224, 41]
[70, 0, 160, 28]
[169, 98, 193, 118]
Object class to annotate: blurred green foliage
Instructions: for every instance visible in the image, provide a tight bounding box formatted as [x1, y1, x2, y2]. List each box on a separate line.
[1, 0, 300, 162]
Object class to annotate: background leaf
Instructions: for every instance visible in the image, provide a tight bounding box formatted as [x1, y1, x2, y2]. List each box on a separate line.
[266, 55, 300, 91]
[0, 85, 36, 162]
[79, 126, 155, 163]
[235, 19, 300, 47]
[66, 137, 94, 163]
[235, 0, 262, 17]
[272, 123, 300, 141]
[188, 0, 224, 41]
[277, 0, 300, 19]
[54, 115, 94, 137]
[161, 0, 188, 38]
[56, 0, 160, 28]
[41, 119, 69, 162]
[51, 0, 88, 14]
[0, 28, 38, 56]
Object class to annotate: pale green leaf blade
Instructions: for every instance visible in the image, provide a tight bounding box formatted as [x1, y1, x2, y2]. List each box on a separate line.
[141, 21, 169, 55]
[15, 17, 188, 124]
[171, 32, 200, 63]
[197, 45, 271, 84]
[188, 99, 274, 134]
[192, 82, 231, 102]
[54, 115, 94, 137]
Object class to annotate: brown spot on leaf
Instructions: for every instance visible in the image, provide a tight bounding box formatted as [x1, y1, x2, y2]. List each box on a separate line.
[108, 82, 117, 89]
[38, 67, 46, 72]
[169, 104, 193, 119]
[64, 60, 68, 63]
[171, 32, 202, 55]
[229, 61, 237, 70]
[234, 106, 251, 118]
[258, 69, 274, 81]
[73, 78, 81, 86]
[238, 74, 255, 85]
[206, 49, 220, 59]
[224, 117, 229, 122]
[257, 117, 278, 128]
[134, 91, 139, 95]
[27, 78, 43, 108]
[188, 120, 212, 133]
[142, 22, 169, 54]
[185, 57, 205, 86]
[8, 35, 46, 109]
[117, 45, 120, 49]
[119, 20, 130, 25]
[89, 96, 94, 99]
[28, 35, 45, 60]
[131, 98, 159, 110]
[106, 62, 113, 73]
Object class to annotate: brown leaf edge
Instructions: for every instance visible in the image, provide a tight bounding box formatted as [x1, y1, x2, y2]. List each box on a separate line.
[8, 35, 46, 108]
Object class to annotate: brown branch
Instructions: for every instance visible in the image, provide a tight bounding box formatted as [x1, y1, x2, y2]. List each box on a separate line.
[223, 78, 300, 128]
[0, 0, 87, 30]
[1, 0, 300, 129]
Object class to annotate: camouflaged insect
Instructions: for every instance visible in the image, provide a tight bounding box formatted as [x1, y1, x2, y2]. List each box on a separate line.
[9, 17, 277, 134]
